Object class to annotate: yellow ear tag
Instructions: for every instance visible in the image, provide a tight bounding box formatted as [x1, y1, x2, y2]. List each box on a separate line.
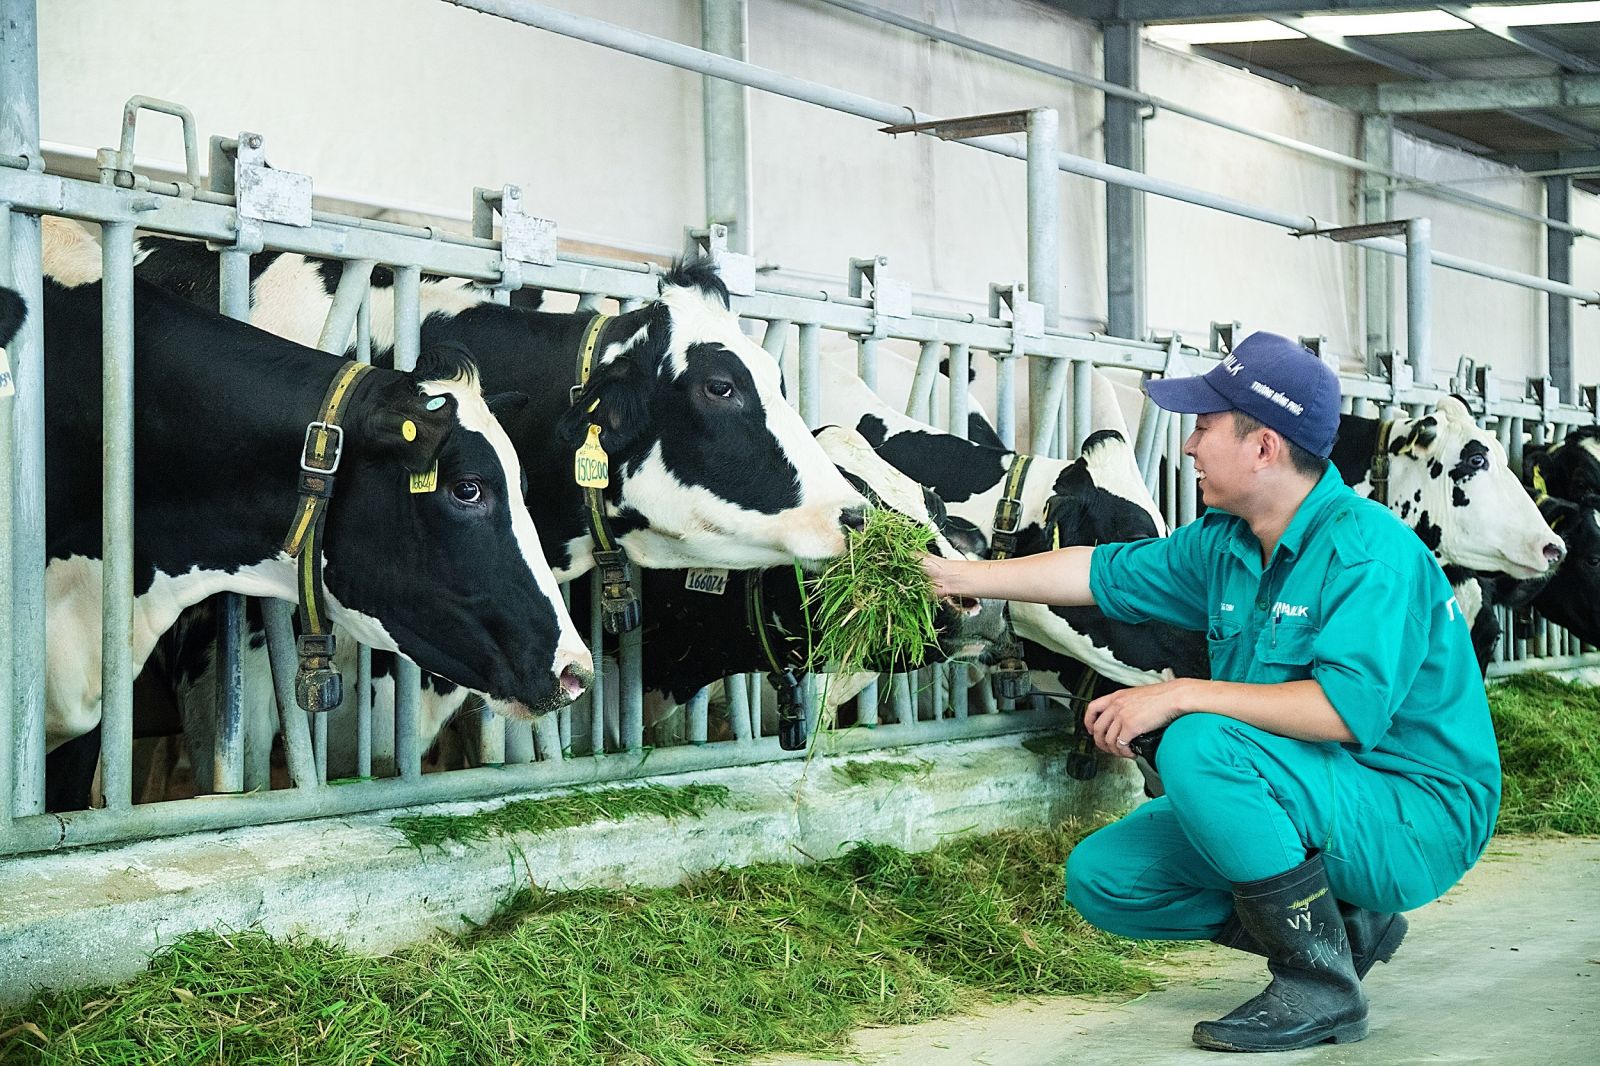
[401, 419, 417, 442]
[1051, 522, 1060, 551]
[1532, 463, 1548, 500]
[409, 464, 439, 494]
[574, 424, 610, 489]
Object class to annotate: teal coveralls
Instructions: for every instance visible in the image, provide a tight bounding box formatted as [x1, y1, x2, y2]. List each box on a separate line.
[1066, 464, 1501, 941]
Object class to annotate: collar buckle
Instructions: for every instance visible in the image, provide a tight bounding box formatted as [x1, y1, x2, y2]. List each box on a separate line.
[300, 421, 346, 474]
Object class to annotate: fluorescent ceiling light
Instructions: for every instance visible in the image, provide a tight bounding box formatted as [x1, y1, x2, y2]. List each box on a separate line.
[1297, 11, 1474, 35]
[1467, 2, 1600, 27]
[1146, 20, 1305, 44]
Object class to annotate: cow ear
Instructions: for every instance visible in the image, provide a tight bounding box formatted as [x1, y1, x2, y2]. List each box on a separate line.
[359, 376, 458, 475]
[485, 390, 530, 422]
[1043, 492, 1084, 550]
[558, 356, 651, 455]
[1397, 416, 1439, 457]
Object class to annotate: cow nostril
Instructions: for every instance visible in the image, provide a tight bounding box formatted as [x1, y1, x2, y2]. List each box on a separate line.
[840, 506, 867, 533]
[1544, 542, 1566, 566]
[558, 664, 589, 702]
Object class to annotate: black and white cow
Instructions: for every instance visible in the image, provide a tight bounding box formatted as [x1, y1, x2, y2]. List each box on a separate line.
[24, 217, 590, 761]
[1525, 424, 1600, 502]
[813, 349, 1208, 690]
[632, 426, 1007, 715]
[1523, 495, 1600, 646]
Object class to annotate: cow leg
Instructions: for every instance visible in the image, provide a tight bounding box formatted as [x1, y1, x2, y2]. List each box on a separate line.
[44, 726, 101, 812]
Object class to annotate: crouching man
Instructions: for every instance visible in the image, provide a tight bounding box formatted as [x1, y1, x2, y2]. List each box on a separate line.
[924, 332, 1500, 1052]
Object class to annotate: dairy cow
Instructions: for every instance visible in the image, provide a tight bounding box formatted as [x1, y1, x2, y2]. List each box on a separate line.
[20, 218, 591, 769]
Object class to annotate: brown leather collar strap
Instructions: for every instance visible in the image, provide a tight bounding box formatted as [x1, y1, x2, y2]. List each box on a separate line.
[1369, 419, 1396, 507]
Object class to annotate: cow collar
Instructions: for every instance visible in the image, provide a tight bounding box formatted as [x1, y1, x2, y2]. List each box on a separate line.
[744, 570, 810, 751]
[986, 451, 1034, 700]
[571, 312, 641, 633]
[282, 359, 376, 713]
[1368, 419, 1397, 506]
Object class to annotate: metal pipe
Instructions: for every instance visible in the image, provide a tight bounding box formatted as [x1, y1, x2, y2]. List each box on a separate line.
[391, 266, 424, 781]
[811, 0, 1597, 242]
[2, 0, 46, 817]
[946, 343, 970, 441]
[1071, 360, 1092, 458]
[441, 0, 1600, 306]
[215, 247, 253, 795]
[504, 717, 534, 764]
[316, 260, 374, 355]
[1103, 21, 1145, 341]
[1405, 218, 1432, 387]
[355, 288, 373, 779]
[480, 704, 506, 766]
[1362, 115, 1394, 373]
[994, 354, 1016, 449]
[727, 675, 753, 741]
[1178, 413, 1198, 525]
[262, 600, 317, 789]
[0, 707, 1061, 856]
[687, 688, 710, 744]
[0, 205, 12, 827]
[908, 338, 942, 423]
[1547, 176, 1574, 398]
[703, 0, 752, 254]
[797, 322, 821, 429]
[96, 222, 136, 810]
[588, 576, 606, 754]
[619, 602, 644, 751]
[1027, 108, 1060, 327]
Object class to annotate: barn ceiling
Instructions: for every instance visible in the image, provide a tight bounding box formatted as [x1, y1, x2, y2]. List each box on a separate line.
[1048, 2, 1600, 194]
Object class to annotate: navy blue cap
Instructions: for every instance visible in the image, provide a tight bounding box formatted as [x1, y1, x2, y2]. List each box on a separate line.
[1144, 331, 1341, 458]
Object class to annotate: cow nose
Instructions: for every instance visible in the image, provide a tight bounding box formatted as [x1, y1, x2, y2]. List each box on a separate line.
[1544, 540, 1567, 568]
[839, 506, 868, 532]
[558, 664, 588, 703]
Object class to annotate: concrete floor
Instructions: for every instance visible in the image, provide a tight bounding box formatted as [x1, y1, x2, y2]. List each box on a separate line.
[764, 836, 1600, 1066]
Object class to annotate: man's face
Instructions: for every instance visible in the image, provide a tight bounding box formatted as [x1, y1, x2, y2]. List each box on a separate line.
[1185, 410, 1261, 511]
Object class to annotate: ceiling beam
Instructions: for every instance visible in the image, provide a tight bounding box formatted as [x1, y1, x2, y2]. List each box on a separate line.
[1437, 5, 1600, 74]
[1488, 149, 1600, 174]
[1316, 74, 1600, 114]
[1270, 14, 1449, 81]
[1044, 1, 1433, 20]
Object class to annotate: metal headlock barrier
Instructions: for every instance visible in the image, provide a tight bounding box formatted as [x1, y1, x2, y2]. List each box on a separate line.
[3, 0, 1598, 856]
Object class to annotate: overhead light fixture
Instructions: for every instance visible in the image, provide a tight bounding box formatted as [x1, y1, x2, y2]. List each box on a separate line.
[1145, 19, 1305, 45]
[1297, 11, 1474, 35]
[1467, 2, 1600, 27]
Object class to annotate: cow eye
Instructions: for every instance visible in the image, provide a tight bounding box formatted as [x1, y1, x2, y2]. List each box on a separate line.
[704, 379, 735, 400]
[1468, 453, 1489, 470]
[450, 479, 485, 506]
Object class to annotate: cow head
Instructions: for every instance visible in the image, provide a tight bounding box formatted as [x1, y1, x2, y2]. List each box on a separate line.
[1526, 425, 1600, 502]
[1011, 431, 1209, 685]
[556, 261, 866, 570]
[325, 343, 592, 713]
[1531, 494, 1600, 645]
[814, 426, 1006, 659]
[1381, 396, 1564, 579]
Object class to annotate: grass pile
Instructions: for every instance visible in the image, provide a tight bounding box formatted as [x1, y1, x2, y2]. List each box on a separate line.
[830, 758, 933, 787]
[0, 824, 1168, 1066]
[1487, 672, 1600, 835]
[807, 508, 939, 676]
[391, 784, 731, 851]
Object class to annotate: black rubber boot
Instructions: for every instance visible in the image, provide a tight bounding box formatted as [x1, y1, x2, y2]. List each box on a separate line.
[1213, 901, 1408, 980]
[1192, 854, 1368, 1053]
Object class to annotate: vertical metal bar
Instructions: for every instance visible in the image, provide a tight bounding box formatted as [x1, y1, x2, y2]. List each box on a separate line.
[261, 600, 317, 789]
[619, 590, 644, 752]
[504, 717, 534, 764]
[98, 222, 135, 810]
[857, 337, 879, 392]
[588, 575, 606, 755]
[1361, 115, 1394, 373]
[889, 673, 911, 726]
[727, 676, 753, 741]
[946, 344, 970, 442]
[1164, 412, 1181, 530]
[994, 354, 1017, 449]
[214, 247, 252, 795]
[314, 713, 327, 786]
[479, 703, 505, 765]
[760, 318, 789, 360]
[855, 679, 879, 728]
[1546, 176, 1573, 399]
[1028, 107, 1061, 441]
[746, 674, 763, 739]
[1070, 359, 1092, 458]
[1103, 26, 1144, 341]
[797, 322, 821, 429]
[316, 260, 374, 356]
[702, 0, 752, 254]
[1405, 218, 1431, 388]
[1031, 359, 1070, 455]
[533, 713, 563, 762]
[392, 265, 423, 781]
[1056, 380, 1070, 460]
[950, 662, 970, 719]
[1133, 383, 1162, 481]
[0, 205, 13, 826]
[908, 339, 942, 423]
[1509, 417, 1526, 485]
[355, 287, 373, 779]
[2, 0, 46, 816]
[576, 292, 605, 313]
[687, 688, 710, 743]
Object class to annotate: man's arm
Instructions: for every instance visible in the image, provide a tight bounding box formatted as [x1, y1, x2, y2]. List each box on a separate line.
[1083, 677, 1356, 757]
[923, 546, 1096, 607]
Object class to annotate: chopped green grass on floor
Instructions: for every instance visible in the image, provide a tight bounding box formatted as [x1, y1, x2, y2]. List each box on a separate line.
[391, 783, 732, 851]
[830, 758, 933, 787]
[1488, 672, 1600, 836]
[0, 824, 1168, 1066]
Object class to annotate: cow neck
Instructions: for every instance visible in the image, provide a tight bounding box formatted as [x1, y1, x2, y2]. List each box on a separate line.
[744, 568, 809, 751]
[281, 359, 377, 715]
[986, 451, 1034, 699]
[571, 312, 640, 634]
[1368, 419, 1397, 505]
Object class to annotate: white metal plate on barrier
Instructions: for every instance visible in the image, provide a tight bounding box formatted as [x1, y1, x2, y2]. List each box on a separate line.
[237, 164, 312, 227]
[713, 250, 757, 296]
[1390, 361, 1414, 395]
[874, 278, 913, 320]
[502, 210, 558, 267]
[1012, 298, 1045, 338]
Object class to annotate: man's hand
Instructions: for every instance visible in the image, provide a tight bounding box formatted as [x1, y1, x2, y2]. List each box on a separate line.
[1084, 680, 1191, 759]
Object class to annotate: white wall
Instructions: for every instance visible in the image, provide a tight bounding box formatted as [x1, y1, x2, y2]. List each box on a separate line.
[36, 0, 1600, 388]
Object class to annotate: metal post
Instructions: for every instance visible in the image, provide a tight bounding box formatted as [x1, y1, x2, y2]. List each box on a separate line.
[1070, 359, 1092, 458]
[262, 601, 317, 788]
[1404, 218, 1432, 388]
[1027, 107, 1060, 438]
[3, 0, 46, 817]
[946, 344, 970, 443]
[994, 355, 1017, 450]
[797, 322, 821, 429]
[215, 247, 253, 795]
[1178, 413, 1198, 525]
[702, 0, 752, 255]
[355, 288, 373, 779]
[97, 223, 135, 810]
[1103, 23, 1144, 341]
[392, 266, 423, 780]
[687, 688, 710, 744]
[1546, 176, 1574, 399]
[588, 577, 606, 755]
[909, 339, 942, 423]
[0, 205, 12, 827]
[1362, 115, 1394, 372]
[619, 578, 644, 752]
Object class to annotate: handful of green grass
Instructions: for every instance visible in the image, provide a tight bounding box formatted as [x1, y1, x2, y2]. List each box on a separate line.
[807, 508, 940, 675]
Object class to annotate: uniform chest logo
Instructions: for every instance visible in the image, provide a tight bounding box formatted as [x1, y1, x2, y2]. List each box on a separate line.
[1272, 601, 1310, 619]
